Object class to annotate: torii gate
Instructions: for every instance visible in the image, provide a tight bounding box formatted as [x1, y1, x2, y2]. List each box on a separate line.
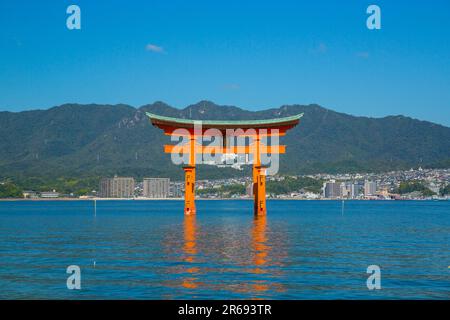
[146, 112, 302, 215]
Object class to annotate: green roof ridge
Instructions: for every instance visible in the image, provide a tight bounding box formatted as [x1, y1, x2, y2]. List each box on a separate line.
[145, 112, 303, 126]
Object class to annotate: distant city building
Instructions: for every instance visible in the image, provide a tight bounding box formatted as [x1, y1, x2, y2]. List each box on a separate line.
[428, 182, 440, 194]
[340, 183, 351, 198]
[170, 182, 183, 198]
[364, 180, 377, 196]
[143, 178, 170, 198]
[350, 183, 362, 199]
[40, 191, 60, 198]
[378, 186, 391, 198]
[99, 176, 135, 198]
[246, 183, 253, 197]
[323, 180, 341, 198]
[23, 190, 38, 199]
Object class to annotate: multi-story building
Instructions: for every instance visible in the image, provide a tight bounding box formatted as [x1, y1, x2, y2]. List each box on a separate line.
[143, 178, 170, 198]
[99, 176, 135, 198]
[340, 182, 351, 198]
[170, 182, 183, 198]
[350, 183, 362, 199]
[364, 180, 377, 196]
[323, 180, 341, 198]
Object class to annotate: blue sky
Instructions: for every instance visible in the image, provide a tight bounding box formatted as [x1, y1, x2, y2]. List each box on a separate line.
[0, 0, 449, 126]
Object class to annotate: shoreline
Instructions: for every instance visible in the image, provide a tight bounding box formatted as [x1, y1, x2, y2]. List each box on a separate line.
[0, 197, 445, 202]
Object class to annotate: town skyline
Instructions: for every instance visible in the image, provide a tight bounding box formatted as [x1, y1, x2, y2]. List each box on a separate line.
[14, 167, 450, 201]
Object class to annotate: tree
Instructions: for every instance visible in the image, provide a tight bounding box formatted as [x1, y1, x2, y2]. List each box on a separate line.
[0, 182, 23, 198]
[396, 181, 435, 196]
[440, 184, 450, 196]
[266, 176, 322, 195]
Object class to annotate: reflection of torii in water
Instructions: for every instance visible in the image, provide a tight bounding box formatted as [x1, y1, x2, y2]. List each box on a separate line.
[181, 215, 199, 289]
[251, 215, 270, 293]
[250, 215, 287, 296]
[179, 213, 285, 296]
[147, 112, 302, 216]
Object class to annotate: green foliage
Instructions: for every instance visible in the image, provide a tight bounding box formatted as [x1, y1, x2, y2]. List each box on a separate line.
[198, 177, 323, 197]
[266, 176, 322, 195]
[0, 102, 449, 182]
[220, 184, 246, 195]
[396, 181, 435, 196]
[13, 176, 100, 195]
[440, 184, 450, 196]
[0, 182, 23, 198]
[198, 183, 246, 197]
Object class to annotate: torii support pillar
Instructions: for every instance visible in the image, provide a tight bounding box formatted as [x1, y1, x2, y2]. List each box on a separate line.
[183, 165, 196, 215]
[253, 165, 267, 216]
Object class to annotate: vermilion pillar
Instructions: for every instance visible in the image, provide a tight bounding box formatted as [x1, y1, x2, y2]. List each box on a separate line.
[252, 134, 266, 215]
[183, 135, 196, 215]
[183, 165, 196, 215]
[254, 165, 267, 215]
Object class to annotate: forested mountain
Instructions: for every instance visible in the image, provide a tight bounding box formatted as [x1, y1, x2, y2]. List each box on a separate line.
[0, 101, 449, 191]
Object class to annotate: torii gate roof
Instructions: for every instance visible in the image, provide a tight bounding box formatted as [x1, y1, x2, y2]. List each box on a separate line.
[146, 112, 303, 130]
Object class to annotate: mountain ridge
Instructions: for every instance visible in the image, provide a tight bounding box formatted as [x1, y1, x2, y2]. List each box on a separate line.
[2, 100, 447, 128]
[0, 101, 449, 185]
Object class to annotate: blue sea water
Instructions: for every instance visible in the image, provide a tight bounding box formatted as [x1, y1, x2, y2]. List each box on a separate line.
[0, 200, 448, 299]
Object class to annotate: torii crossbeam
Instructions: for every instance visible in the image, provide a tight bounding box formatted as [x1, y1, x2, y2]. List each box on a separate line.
[146, 112, 302, 216]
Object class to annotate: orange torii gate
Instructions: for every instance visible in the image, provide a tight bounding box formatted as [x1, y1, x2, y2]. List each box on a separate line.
[146, 112, 302, 215]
